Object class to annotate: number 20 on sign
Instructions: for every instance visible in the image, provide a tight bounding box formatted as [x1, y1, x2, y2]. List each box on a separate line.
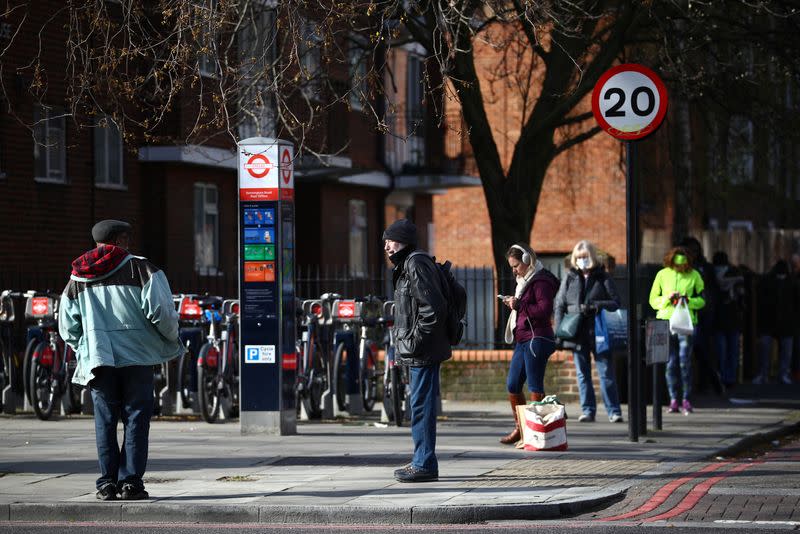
[591, 64, 668, 141]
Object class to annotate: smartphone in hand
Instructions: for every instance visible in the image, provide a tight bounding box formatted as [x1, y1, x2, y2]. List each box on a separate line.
[497, 294, 509, 300]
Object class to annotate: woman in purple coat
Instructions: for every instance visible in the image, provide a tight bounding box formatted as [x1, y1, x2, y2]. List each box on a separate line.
[498, 243, 560, 445]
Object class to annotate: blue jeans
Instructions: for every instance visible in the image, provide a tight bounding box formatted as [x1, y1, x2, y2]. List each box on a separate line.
[506, 338, 555, 395]
[758, 335, 793, 379]
[90, 365, 154, 491]
[666, 333, 693, 401]
[409, 363, 440, 473]
[715, 331, 740, 386]
[573, 348, 622, 418]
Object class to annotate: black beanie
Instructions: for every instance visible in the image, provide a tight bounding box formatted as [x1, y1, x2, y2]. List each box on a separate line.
[382, 219, 418, 246]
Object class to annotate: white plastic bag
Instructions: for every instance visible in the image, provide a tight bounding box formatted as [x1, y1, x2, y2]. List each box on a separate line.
[669, 299, 694, 335]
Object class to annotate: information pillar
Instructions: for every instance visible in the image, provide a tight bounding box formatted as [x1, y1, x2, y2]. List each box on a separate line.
[237, 137, 296, 435]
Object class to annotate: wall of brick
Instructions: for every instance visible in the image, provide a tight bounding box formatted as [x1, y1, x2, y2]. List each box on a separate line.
[439, 350, 610, 405]
[431, 26, 625, 271]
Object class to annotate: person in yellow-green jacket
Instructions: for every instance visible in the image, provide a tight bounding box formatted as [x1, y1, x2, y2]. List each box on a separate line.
[649, 246, 706, 415]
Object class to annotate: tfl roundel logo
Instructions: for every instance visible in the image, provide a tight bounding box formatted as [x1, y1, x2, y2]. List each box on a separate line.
[244, 154, 273, 178]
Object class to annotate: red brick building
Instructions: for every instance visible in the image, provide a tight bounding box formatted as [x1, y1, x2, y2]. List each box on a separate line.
[0, 5, 476, 298]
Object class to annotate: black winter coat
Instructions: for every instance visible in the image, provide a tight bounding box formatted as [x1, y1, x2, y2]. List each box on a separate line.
[554, 267, 621, 352]
[392, 250, 452, 367]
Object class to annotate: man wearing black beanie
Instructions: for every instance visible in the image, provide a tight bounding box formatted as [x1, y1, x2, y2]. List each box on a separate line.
[383, 219, 451, 482]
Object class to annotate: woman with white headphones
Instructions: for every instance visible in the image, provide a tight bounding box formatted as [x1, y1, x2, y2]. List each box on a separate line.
[498, 243, 560, 445]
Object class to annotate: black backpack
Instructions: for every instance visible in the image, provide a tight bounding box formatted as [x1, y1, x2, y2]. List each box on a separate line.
[408, 252, 468, 345]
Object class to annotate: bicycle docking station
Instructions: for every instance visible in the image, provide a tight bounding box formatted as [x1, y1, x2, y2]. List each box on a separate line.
[237, 137, 297, 435]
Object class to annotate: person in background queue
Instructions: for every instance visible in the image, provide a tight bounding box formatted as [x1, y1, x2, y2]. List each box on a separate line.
[499, 243, 559, 445]
[554, 240, 624, 423]
[649, 246, 706, 415]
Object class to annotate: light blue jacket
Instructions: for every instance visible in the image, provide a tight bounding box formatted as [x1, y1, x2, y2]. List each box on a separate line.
[58, 254, 185, 386]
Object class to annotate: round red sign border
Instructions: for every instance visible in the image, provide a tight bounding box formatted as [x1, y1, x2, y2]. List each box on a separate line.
[245, 154, 272, 179]
[280, 148, 292, 185]
[591, 63, 669, 141]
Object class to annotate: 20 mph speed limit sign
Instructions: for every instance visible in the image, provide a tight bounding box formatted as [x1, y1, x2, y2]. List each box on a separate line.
[592, 64, 668, 141]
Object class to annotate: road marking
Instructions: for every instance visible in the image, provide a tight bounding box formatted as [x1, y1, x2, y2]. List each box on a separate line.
[599, 461, 729, 522]
[643, 461, 757, 522]
[716, 520, 800, 526]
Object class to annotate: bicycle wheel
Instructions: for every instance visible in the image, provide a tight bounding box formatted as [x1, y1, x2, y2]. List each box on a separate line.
[333, 341, 352, 412]
[29, 342, 56, 420]
[389, 365, 404, 426]
[177, 350, 195, 410]
[360, 346, 378, 412]
[220, 336, 239, 420]
[197, 344, 220, 423]
[302, 339, 324, 418]
[61, 346, 81, 414]
[23, 337, 38, 405]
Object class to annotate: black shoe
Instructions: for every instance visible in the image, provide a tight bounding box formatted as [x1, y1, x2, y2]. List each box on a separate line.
[119, 484, 149, 500]
[394, 465, 438, 483]
[95, 484, 118, 501]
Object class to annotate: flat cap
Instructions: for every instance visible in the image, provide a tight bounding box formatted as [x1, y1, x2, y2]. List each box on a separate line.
[382, 218, 417, 246]
[92, 219, 132, 244]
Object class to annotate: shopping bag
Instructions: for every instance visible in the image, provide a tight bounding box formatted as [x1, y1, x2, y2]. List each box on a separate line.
[603, 309, 628, 350]
[515, 395, 568, 451]
[668, 299, 694, 335]
[594, 312, 610, 354]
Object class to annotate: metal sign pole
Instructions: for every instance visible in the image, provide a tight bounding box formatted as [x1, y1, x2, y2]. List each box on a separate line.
[626, 140, 640, 443]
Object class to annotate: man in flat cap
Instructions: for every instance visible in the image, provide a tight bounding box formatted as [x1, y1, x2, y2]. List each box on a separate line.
[59, 220, 184, 501]
[383, 219, 451, 482]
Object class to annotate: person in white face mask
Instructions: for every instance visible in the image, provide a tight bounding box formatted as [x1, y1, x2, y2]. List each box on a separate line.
[554, 240, 623, 423]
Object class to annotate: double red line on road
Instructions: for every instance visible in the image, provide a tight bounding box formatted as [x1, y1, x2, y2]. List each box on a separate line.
[599, 460, 759, 523]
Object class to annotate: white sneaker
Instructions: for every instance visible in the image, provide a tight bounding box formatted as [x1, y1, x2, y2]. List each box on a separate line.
[609, 414, 624, 423]
[578, 414, 595, 423]
[780, 373, 793, 385]
[752, 374, 766, 385]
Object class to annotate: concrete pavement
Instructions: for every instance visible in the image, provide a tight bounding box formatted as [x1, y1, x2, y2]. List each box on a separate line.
[0, 391, 798, 525]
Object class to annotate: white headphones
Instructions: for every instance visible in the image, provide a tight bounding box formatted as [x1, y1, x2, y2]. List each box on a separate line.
[511, 244, 532, 265]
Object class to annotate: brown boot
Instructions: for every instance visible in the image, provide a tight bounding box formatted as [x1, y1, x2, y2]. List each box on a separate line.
[500, 393, 527, 444]
[530, 392, 544, 402]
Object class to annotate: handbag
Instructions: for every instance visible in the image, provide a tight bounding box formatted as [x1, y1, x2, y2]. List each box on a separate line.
[516, 395, 568, 451]
[555, 312, 582, 341]
[669, 299, 694, 335]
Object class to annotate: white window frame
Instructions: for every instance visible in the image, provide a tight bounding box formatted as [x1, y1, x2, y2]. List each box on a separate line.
[194, 183, 220, 275]
[348, 34, 368, 111]
[33, 105, 67, 183]
[348, 199, 368, 278]
[299, 18, 322, 101]
[238, 5, 277, 139]
[195, 0, 219, 78]
[94, 115, 125, 189]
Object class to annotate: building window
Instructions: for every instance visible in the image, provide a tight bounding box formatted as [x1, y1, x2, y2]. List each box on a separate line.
[238, 5, 276, 139]
[348, 35, 368, 111]
[406, 54, 425, 167]
[33, 105, 66, 183]
[299, 18, 322, 100]
[349, 199, 368, 278]
[94, 115, 124, 188]
[194, 183, 219, 275]
[195, 0, 219, 77]
[727, 115, 753, 185]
